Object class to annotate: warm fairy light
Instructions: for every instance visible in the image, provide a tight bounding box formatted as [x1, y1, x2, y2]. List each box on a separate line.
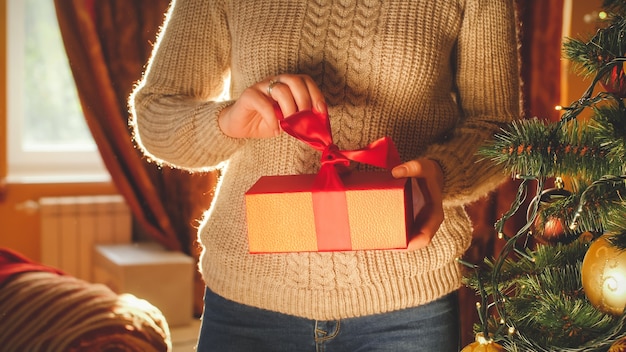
[554, 177, 564, 189]
[475, 333, 491, 344]
[584, 11, 609, 23]
[555, 105, 563, 111]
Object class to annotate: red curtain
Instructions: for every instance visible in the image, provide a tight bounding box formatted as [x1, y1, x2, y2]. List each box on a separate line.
[54, 0, 216, 316]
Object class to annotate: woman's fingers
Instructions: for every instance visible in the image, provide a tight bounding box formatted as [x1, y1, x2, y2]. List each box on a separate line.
[407, 183, 445, 250]
[218, 87, 280, 138]
[266, 79, 298, 117]
[265, 74, 326, 117]
[218, 74, 327, 139]
[391, 159, 445, 249]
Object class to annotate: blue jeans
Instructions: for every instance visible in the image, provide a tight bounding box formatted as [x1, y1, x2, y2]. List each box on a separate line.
[196, 288, 459, 351]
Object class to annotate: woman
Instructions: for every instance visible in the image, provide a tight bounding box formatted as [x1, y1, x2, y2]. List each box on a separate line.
[129, 1, 520, 351]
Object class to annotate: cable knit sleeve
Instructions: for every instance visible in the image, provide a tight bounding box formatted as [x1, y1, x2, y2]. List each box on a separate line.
[422, 0, 521, 207]
[129, 0, 244, 171]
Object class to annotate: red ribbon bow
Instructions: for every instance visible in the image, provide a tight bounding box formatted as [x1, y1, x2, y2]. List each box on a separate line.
[275, 105, 402, 251]
[275, 106, 401, 188]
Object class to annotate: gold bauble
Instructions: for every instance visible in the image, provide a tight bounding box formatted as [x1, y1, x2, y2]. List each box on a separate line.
[581, 234, 626, 316]
[461, 333, 504, 352]
[609, 335, 626, 352]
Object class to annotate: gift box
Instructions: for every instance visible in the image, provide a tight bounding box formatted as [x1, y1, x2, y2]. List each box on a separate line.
[244, 107, 424, 253]
[246, 172, 424, 253]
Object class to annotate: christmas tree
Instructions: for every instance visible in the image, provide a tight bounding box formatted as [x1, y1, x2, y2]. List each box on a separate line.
[462, 1, 626, 351]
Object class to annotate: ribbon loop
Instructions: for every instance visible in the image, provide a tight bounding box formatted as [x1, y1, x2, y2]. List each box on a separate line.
[279, 109, 401, 180]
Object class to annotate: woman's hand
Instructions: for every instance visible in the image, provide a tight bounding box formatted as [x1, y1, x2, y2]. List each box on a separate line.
[218, 74, 327, 139]
[391, 158, 444, 250]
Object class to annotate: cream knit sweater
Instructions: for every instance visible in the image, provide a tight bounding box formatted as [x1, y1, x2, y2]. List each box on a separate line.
[130, 0, 520, 320]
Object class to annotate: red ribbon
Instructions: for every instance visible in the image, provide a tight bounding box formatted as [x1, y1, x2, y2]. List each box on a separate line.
[275, 105, 401, 251]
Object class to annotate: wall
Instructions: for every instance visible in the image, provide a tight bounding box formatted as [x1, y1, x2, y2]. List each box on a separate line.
[561, 0, 605, 110]
[0, 0, 117, 260]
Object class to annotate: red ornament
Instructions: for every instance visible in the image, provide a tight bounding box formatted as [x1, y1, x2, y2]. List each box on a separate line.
[534, 215, 567, 243]
[600, 62, 626, 98]
[529, 185, 572, 244]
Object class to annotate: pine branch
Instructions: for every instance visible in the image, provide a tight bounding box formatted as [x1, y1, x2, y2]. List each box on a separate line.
[570, 176, 626, 235]
[503, 314, 626, 352]
[562, 16, 626, 77]
[508, 283, 612, 348]
[468, 237, 625, 350]
[603, 0, 626, 17]
[479, 118, 552, 176]
[464, 238, 589, 298]
[479, 118, 619, 180]
[590, 105, 626, 168]
[562, 37, 602, 79]
[607, 227, 626, 250]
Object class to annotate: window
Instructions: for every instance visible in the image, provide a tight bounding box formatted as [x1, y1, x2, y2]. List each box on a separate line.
[6, 0, 108, 182]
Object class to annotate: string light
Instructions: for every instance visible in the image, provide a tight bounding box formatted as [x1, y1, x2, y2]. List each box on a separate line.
[584, 11, 609, 24]
[475, 333, 492, 344]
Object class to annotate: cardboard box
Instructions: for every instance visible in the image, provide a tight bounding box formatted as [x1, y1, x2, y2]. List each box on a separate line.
[93, 242, 194, 327]
[245, 171, 424, 253]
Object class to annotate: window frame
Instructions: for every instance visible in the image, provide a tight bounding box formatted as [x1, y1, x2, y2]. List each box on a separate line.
[6, 0, 109, 183]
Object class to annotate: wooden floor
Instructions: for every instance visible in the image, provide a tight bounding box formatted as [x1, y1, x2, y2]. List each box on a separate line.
[170, 319, 201, 351]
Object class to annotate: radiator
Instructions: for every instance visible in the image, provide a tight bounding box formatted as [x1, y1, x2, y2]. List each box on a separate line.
[39, 195, 132, 281]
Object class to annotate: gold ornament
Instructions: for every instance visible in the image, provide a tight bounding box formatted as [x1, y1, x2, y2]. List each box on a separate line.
[461, 333, 504, 352]
[609, 335, 626, 352]
[581, 234, 626, 316]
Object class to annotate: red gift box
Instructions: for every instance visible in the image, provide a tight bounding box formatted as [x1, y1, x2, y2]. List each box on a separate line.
[244, 108, 424, 253]
[246, 172, 423, 253]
